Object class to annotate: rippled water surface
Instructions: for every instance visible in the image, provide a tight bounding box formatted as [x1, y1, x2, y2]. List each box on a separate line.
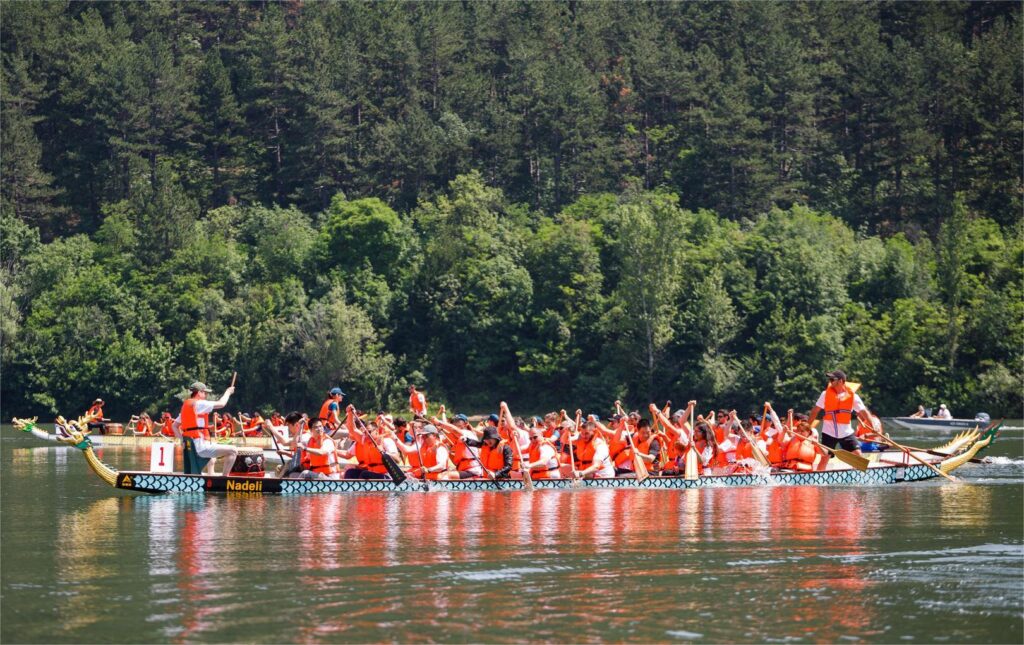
[2, 423, 1022, 643]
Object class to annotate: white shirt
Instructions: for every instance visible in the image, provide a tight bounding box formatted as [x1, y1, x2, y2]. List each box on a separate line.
[815, 390, 867, 438]
[935, 407, 952, 420]
[589, 441, 615, 478]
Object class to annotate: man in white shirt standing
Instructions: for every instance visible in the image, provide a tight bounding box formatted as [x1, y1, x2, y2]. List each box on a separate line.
[807, 370, 874, 456]
[173, 381, 237, 475]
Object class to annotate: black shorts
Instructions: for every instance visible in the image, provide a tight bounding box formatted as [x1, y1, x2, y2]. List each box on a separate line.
[822, 433, 860, 452]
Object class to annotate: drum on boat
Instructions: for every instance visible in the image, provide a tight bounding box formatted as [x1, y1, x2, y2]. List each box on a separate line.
[103, 423, 124, 436]
[229, 447, 265, 477]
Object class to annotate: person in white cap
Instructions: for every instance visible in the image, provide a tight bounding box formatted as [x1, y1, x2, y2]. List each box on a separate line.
[934, 404, 953, 420]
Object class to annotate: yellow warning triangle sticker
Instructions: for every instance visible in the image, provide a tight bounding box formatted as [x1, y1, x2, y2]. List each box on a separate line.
[121, 474, 133, 487]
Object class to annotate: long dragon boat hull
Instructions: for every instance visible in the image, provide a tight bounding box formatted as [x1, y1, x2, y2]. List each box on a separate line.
[69, 425, 997, 496]
[111, 461, 951, 495]
[21, 412, 995, 497]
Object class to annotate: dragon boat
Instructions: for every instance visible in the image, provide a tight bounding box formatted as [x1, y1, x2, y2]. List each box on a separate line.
[12, 416, 274, 449]
[14, 417, 999, 496]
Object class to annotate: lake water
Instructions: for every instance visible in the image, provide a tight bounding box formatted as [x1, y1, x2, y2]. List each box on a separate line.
[2, 422, 1022, 643]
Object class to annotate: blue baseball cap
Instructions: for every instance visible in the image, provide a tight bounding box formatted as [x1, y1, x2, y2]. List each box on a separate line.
[454, 414, 469, 422]
[329, 387, 345, 396]
[487, 413, 500, 423]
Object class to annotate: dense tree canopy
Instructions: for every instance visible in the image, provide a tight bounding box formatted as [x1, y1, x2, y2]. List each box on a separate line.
[2, 1, 1021, 419]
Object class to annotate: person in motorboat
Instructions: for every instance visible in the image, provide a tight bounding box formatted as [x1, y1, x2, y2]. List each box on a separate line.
[908, 405, 927, 418]
[934, 404, 953, 420]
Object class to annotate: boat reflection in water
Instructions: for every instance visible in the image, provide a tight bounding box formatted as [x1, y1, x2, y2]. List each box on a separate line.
[72, 486, 899, 642]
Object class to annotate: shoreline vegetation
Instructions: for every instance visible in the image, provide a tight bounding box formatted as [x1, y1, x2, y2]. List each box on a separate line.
[1, 2, 1020, 419]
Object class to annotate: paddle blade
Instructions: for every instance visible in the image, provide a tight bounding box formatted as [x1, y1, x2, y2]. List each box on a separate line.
[633, 453, 649, 483]
[522, 470, 534, 491]
[833, 448, 870, 471]
[382, 454, 408, 484]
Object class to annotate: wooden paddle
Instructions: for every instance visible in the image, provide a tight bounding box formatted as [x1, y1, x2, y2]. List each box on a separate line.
[865, 432, 958, 482]
[570, 410, 583, 482]
[230, 371, 237, 388]
[625, 430, 650, 482]
[801, 430, 870, 471]
[501, 402, 532, 491]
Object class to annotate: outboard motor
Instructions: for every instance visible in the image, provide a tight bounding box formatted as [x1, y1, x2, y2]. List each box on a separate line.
[974, 412, 991, 424]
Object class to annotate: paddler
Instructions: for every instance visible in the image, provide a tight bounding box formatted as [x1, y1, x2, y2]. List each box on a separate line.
[318, 387, 345, 431]
[338, 406, 401, 480]
[300, 418, 336, 479]
[807, 369, 873, 457]
[463, 426, 514, 479]
[520, 425, 559, 479]
[172, 381, 238, 476]
[262, 411, 307, 477]
[414, 424, 457, 480]
[576, 416, 614, 479]
[86, 398, 106, 433]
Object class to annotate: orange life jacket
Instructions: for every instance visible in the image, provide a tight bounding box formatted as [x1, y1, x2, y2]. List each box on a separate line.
[577, 436, 607, 469]
[697, 440, 729, 469]
[318, 399, 338, 428]
[824, 384, 856, 426]
[614, 435, 654, 468]
[528, 439, 559, 478]
[500, 427, 528, 470]
[409, 392, 426, 415]
[354, 436, 387, 474]
[307, 434, 332, 474]
[421, 444, 450, 480]
[782, 434, 824, 471]
[479, 440, 508, 472]
[159, 419, 174, 437]
[179, 399, 209, 440]
[451, 440, 479, 472]
[766, 436, 785, 464]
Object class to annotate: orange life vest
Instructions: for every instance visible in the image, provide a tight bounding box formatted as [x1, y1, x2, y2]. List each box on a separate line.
[409, 392, 426, 415]
[824, 384, 856, 426]
[451, 440, 479, 472]
[318, 399, 338, 428]
[500, 427, 528, 470]
[159, 419, 174, 437]
[766, 436, 785, 464]
[179, 399, 209, 440]
[614, 435, 654, 468]
[354, 436, 387, 474]
[421, 444, 450, 480]
[306, 434, 332, 474]
[781, 434, 824, 471]
[577, 436, 607, 469]
[479, 440, 508, 472]
[528, 439, 559, 478]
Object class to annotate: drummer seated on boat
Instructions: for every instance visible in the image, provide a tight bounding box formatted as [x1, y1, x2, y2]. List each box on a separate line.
[172, 381, 238, 476]
[86, 398, 106, 432]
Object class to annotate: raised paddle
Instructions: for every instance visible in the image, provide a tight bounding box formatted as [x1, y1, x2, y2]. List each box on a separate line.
[230, 371, 237, 388]
[865, 432, 958, 482]
[500, 402, 532, 491]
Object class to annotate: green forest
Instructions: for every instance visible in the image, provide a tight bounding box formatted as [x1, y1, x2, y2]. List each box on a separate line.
[1, 1, 1021, 419]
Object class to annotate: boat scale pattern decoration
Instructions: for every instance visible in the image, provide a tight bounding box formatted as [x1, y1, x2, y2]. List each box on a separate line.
[108, 464, 933, 495]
